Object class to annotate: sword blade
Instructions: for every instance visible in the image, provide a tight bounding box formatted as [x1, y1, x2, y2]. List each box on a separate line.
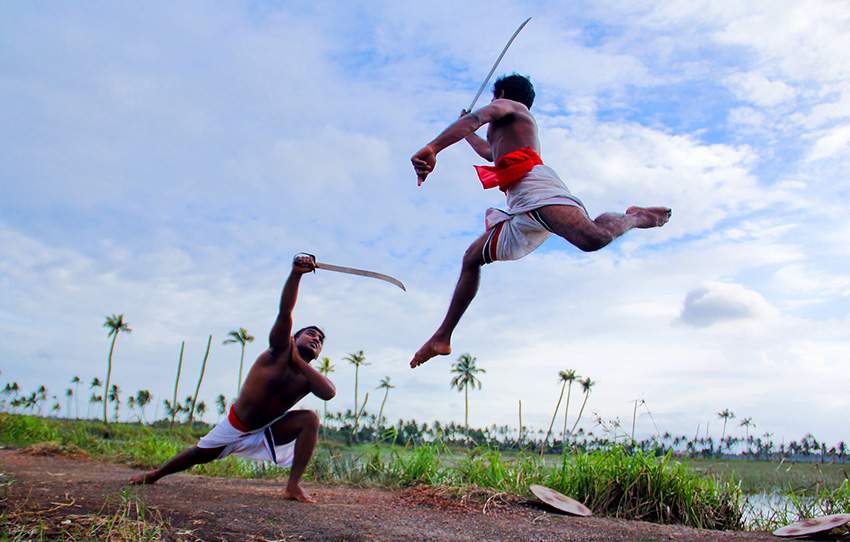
[467, 17, 532, 112]
[315, 262, 406, 291]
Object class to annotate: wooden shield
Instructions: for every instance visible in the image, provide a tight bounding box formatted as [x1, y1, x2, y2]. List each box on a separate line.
[773, 514, 850, 538]
[529, 485, 592, 517]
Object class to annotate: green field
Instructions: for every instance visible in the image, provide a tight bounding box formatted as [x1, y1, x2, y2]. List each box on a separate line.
[685, 458, 850, 494]
[1, 413, 849, 531]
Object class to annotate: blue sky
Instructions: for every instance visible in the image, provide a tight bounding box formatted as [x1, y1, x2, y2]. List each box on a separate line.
[2, 1, 850, 444]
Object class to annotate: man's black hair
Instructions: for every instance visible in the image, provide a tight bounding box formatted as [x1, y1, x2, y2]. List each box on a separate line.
[294, 325, 325, 342]
[492, 73, 535, 109]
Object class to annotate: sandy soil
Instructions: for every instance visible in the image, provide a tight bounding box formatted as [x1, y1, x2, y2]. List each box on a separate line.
[0, 449, 776, 541]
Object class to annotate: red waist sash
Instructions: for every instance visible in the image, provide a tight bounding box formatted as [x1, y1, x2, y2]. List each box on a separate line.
[228, 405, 252, 432]
[474, 146, 543, 191]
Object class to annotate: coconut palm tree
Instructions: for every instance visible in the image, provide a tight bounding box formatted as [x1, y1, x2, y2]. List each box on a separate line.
[570, 377, 595, 435]
[189, 335, 212, 424]
[135, 389, 152, 423]
[102, 314, 131, 425]
[450, 353, 486, 437]
[65, 388, 73, 418]
[317, 357, 335, 420]
[344, 350, 369, 414]
[171, 341, 185, 427]
[739, 417, 754, 453]
[543, 370, 576, 450]
[195, 400, 207, 421]
[127, 395, 137, 420]
[376, 376, 395, 427]
[71, 376, 81, 418]
[717, 409, 735, 451]
[108, 384, 121, 422]
[560, 370, 579, 443]
[215, 394, 227, 420]
[223, 327, 255, 394]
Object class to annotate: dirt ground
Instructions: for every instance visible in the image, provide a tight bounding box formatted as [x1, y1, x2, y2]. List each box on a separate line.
[0, 449, 778, 541]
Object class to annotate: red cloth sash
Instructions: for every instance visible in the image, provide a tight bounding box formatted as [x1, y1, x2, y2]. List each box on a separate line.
[228, 405, 251, 432]
[474, 147, 543, 191]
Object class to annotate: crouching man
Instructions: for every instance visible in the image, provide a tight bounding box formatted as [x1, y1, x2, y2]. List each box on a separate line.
[130, 254, 335, 503]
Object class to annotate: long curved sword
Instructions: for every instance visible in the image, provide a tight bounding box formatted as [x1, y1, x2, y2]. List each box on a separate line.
[298, 253, 406, 291]
[467, 17, 532, 112]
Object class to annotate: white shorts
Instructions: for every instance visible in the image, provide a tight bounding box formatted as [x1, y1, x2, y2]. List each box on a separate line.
[197, 408, 295, 467]
[482, 165, 588, 263]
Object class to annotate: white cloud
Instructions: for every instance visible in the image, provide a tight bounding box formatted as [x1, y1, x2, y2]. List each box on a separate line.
[678, 282, 777, 327]
[724, 72, 796, 108]
[806, 124, 850, 161]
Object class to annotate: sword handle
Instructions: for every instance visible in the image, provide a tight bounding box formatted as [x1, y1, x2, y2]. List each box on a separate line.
[293, 252, 317, 272]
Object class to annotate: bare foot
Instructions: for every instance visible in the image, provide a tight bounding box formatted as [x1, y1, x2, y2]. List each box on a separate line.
[626, 206, 671, 228]
[129, 470, 160, 485]
[283, 484, 317, 504]
[410, 337, 451, 368]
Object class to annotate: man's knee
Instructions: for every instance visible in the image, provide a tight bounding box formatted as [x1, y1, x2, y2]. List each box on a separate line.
[295, 409, 320, 432]
[576, 230, 613, 252]
[462, 242, 486, 269]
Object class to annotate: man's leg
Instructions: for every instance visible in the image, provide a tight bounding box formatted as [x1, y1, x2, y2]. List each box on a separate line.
[410, 232, 488, 368]
[270, 409, 320, 503]
[538, 205, 670, 252]
[129, 445, 224, 485]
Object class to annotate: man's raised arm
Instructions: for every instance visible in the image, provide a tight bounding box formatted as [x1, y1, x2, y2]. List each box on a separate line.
[269, 254, 316, 353]
[411, 99, 514, 185]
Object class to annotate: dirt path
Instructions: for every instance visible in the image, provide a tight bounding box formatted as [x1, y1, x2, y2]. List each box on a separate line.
[0, 450, 775, 541]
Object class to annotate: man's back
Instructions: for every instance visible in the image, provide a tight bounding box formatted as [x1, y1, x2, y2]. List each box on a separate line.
[485, 99, 540, 161]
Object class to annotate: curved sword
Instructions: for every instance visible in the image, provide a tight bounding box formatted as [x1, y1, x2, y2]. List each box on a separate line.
[297, 253, 406, 291]
[467, 17, 532, 112]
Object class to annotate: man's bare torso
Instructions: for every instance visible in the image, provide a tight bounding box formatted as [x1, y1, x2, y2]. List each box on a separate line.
[234, 344, 309, 430]
[485, 99, 540, 161]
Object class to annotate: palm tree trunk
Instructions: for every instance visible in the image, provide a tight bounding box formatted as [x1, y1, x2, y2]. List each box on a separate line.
[518, 400, 523, 445]
[171, 341, 185, 428]
[189, 335, 212, 424]
[237, 343, 245, 395]
[631, 399, 639, 443]
[378, 389, 389, 427]
[103, 333, 118, 425]
[464, 384, 469, 438]
[570, 392, 591, 435]
[354, 365, 360, 414]
[561, 381, 574, 444]
[543, 381, 567, 450]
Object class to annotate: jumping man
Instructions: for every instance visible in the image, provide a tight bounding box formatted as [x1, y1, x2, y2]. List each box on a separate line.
[410, 74, 671, 368]
[130, 254, 335, 503]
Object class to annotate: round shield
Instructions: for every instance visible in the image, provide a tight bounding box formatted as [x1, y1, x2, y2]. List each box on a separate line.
[773, 514, 850, 538]
[529, 484, 592, 517]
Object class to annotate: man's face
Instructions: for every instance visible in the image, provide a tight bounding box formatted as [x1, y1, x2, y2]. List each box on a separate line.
[295, 328, 324, 361]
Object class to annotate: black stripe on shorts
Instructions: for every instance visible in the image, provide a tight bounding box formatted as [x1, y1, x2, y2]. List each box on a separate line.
[264, 427, 278, 464]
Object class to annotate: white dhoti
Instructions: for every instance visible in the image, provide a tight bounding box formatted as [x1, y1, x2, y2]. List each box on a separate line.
[481, 164, 588, 263]
[197, 406, 295, 467]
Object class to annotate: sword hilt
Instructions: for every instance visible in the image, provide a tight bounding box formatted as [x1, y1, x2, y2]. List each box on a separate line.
[294, 252, 317, 273]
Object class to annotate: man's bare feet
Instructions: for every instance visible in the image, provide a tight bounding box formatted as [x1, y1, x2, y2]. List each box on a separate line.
[129, 470, 160, 485]
[410, 337, 452, 368]
[283, 483, 316, 504]
[626, 206, 672, 228]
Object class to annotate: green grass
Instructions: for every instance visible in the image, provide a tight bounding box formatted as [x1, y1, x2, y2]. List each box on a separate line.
[685, 457, 850, 493]
[8, 413, 847, 532]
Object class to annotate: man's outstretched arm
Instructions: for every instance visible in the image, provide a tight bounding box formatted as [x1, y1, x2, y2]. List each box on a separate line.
[411, 100, 514, 185]
[269, 254, 316, 354]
